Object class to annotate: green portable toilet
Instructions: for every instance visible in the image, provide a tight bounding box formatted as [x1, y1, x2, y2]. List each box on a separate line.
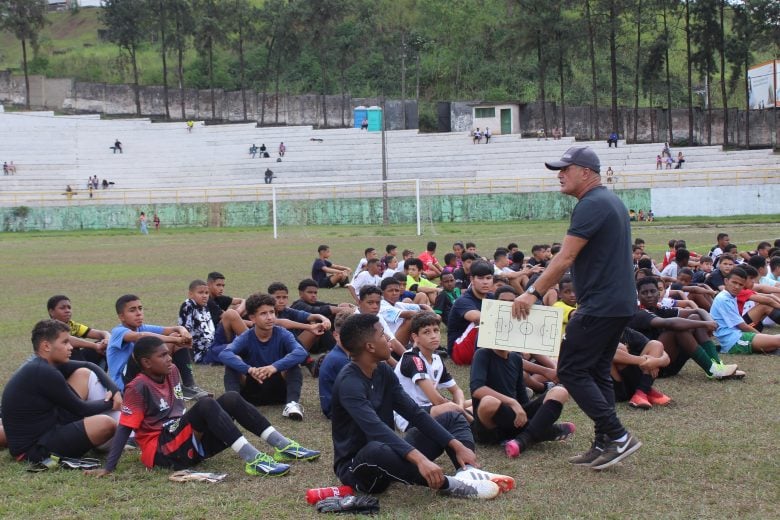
[367, 106, 382, 132]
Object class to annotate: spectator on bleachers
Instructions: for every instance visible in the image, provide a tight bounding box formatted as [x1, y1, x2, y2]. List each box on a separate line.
[260, 144, 267, 155]
[265, 168, 274, 184]
[666, 155, 674, 170]
[607, 132, 618, 148]
[472, 128, 482, 144]
[186, 120, 194, 133]
[656, 155, 663, 170]
[484, 127, 491, 144]
[102, 178, 109, 189]
[249, 144, 259, 158]
[536, 128, 546, 140]
[606, 167, 614, 184]
[552, 127, 562, 140]
[279, 142, 286, 157]
[360, 118, 368, 130]
[661, 142, 671, 158]
[3, 162, 8, 175]
[675, 152, 685, 169]
[113, 139, 122, 154]
[153, 214, 160, 231]
[8, 161, 16, 174]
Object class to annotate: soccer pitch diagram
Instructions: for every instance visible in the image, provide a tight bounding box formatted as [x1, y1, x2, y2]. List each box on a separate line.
[478, 300, 564, 356]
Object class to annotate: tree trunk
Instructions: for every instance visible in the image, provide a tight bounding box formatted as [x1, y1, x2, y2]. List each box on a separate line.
[275, 54, 282, 123]
[744, 54, 750, 148]
[176, 18, 186, 120]
[585, 0, 599, 139]
[208, 42, 215, 120]
[719, 0, 728, 147]
[237, 5, 247, 121]
[319, 55, 328, 128]
[633, 1, 641, 143]
[609, 0, 619, 135]
[401, 32, 406, 130]
[415, 53, 420, 111]
[685, 0, 693, 144]
[558, 38, 566, 137]
[706, 72, 712, 145]
[21, 39, 30, 110]
[130, 46, 141, 116]
[537, 29, 547, 136]
[159, 0, 170, 120]
[662, 4, 672, 143]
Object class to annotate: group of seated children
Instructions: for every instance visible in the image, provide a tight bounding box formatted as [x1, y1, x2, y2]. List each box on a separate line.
[2, 233, 778, 497]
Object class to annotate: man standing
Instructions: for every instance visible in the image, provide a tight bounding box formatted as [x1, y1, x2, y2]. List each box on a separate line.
[512, 146, 640, 470]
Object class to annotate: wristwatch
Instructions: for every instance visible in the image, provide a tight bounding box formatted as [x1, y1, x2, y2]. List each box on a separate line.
[526, 286, 543, 300]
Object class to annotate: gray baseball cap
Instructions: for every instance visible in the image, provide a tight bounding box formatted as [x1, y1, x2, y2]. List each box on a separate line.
[545, 146, 601, 174]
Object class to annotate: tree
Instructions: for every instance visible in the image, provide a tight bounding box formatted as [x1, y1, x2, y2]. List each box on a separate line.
[149, 0, 171, 119]
[167, 0, 192, 120]
[632, 0, 643, 143]
[684, 0, 694, 144]
[101, 0, 148, 116]
[585, 0, 600, 139]
[719, 0, 728, 146]
[229, 0, 260, 121]
[691, 0, 720, 145]
[660, 0, 674, 144]
[192, 0, 228, 120]
[1, 0, 47, 110]
[726, 2, 753, 147]
[606, 0, 623, 137]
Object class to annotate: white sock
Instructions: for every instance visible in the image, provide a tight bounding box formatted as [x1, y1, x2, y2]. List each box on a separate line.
[231, 436, 249, 453]
[613, 433, 629, 443]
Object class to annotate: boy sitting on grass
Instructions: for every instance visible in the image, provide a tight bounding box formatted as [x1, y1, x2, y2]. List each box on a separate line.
[87, 336, 318, 478]
[612, 328, 671, 410]
[318, 311, 355, 419]
[710, 266, 780, 354]
[433, 272, 461, 324]
[330, 313, 513, 499]
[47, 295, 110, 366]
[312, 245, 351, 288]
[405, 258, 441, 306]
[269, 282, 335, 362]
[394, 312, 472, 432]
[109, 294, 208, 400]
[469, 335, 574, 459]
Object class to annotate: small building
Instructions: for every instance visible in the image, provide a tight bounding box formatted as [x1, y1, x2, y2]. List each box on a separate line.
[470, 102, 521, 134]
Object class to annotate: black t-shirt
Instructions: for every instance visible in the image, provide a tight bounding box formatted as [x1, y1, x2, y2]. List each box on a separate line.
[705, 271, 725, 291]
[1, 358, 117, 457]
[567, 186, 635, 317]
[620, 327, 650, 355]
[627, 307, 679, 340]
[207, 295, 233, 326]
[452, 267, 468, 288]
[446, 288, 491, 351]
[291, 298, 336, 319]
[312, 259, 332, 285]
[469, 348, 529, 411]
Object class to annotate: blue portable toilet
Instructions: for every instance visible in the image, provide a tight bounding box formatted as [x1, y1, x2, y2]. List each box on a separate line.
[353, 106, 368, 129]
[367, 106, 382, 132]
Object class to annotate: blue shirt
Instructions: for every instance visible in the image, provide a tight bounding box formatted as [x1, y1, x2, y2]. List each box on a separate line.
[218, 325, 307, 374]
[108, 324, 164, 390]
[278, 307, 311, 323]
[710, 291, 743, 353]
[318, 344, 350, 418]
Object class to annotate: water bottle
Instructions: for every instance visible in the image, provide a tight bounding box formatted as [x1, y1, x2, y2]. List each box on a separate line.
[306, 485, 354, 504]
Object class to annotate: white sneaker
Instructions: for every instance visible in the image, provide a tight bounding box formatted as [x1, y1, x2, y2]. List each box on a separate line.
[709, 362, 738, 379]
[455, 465, 515, 493]
[282, 401, 304, 421]
[441, 476, 500, 499]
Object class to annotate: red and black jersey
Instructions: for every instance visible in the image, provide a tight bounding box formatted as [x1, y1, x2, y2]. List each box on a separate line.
[120, 366, 186, 468]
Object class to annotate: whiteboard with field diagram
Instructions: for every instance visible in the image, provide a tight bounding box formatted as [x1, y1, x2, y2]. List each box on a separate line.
[477, 300, 563, 356]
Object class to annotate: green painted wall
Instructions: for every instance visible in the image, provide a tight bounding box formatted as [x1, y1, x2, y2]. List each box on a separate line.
[1, 189, 651, 231]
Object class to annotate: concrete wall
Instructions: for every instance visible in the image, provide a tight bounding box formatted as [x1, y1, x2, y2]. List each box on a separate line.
[650, 185, 780, 217]
[0, 189, 651, 232]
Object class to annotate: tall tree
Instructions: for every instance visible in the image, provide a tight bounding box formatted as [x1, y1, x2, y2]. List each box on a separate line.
[149, 0, 171, 119]
[684, 0, 694, 144]
[2, 0, 47, 110]
[101, 0, 147, 116]
[719, 0, 728, 146]
[585, 0, 600, 139]
[229, 0, 259, 121]
[660, 0, 674, 143]
[691, 0, 720, 145]
[606, 0, 622, 136]
[726, 2, 753, 147]
[552, 1, 572, 137]
[168, 0, 192, 120]
[192, 0, 227, 120]
[632, 0, 642, 143]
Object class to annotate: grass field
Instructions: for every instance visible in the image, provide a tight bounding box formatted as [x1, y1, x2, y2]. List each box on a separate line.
[1, 218, 778, 519]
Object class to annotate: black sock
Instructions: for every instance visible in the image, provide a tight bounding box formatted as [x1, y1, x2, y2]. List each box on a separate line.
[524, 400, 563, 442]
[492, 404, 517, 434]
[769, 308, 780, 325]
[173, 348, 196, 387]
[637, 373, 653, 393]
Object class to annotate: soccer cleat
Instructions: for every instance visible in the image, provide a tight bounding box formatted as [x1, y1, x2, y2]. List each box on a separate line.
[551, 422, 576, 441]
[454, 465, 515, 493]
[568, 436, 606, 466]
[628, 390, 652, 410]
[282, 401, 304, 421]
[725, 369, 746, 380]
[589, 432, 642, 470]
[646, 388, 672, 406]
[504, 439, 522, 459]
[273, 440, 321, 462]
[708, 362, 738, 380]
[245, 452, 290, 477]
[181, 385, 210, 401]
[440, 477, 500, 499]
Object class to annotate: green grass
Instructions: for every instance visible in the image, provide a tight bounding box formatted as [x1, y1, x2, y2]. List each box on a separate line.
[0, 220, 778, 519]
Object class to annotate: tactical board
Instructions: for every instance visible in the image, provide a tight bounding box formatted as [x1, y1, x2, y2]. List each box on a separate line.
[477, 300, 563, 356]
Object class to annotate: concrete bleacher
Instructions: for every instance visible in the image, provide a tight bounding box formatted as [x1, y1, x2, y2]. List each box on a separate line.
[0, 111, 777, 206]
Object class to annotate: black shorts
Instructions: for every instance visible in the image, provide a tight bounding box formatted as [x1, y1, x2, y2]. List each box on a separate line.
[153, 416, 225, 470]
[240, 371, 287, 406]
[25, 420, 93, 462]
[471, 396, 544, 444]
[317, 277, 336, 289]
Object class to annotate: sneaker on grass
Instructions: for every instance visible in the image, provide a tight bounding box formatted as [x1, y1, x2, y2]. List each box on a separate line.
[282, 401, 304, 421]
[273, 440, 321, 462]
[181, 385, 210, 401]
[708, 362, 739, 380]
[628, 390, 652, 410]
[568, 435, 606, 466]
[439, 477, 500, 499]
[589, 432, 642, 471]
[454, 465, 515, 493]
[245, 452, 290, 477]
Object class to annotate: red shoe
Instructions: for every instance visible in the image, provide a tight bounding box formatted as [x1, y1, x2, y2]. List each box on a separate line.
[628, 390, 652, 410]
[647, 387, 672, 406]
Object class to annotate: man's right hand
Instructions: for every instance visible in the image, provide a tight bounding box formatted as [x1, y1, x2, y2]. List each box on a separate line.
[416, 458, 445, 490]
[510, 401, 528, 428]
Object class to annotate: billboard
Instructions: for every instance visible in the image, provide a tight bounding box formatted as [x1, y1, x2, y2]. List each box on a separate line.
[747, 60, 778, 109]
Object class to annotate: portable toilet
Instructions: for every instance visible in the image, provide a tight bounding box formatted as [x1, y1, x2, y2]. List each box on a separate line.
[367, 106, 382, 132]
[353, 106, 368, 129]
